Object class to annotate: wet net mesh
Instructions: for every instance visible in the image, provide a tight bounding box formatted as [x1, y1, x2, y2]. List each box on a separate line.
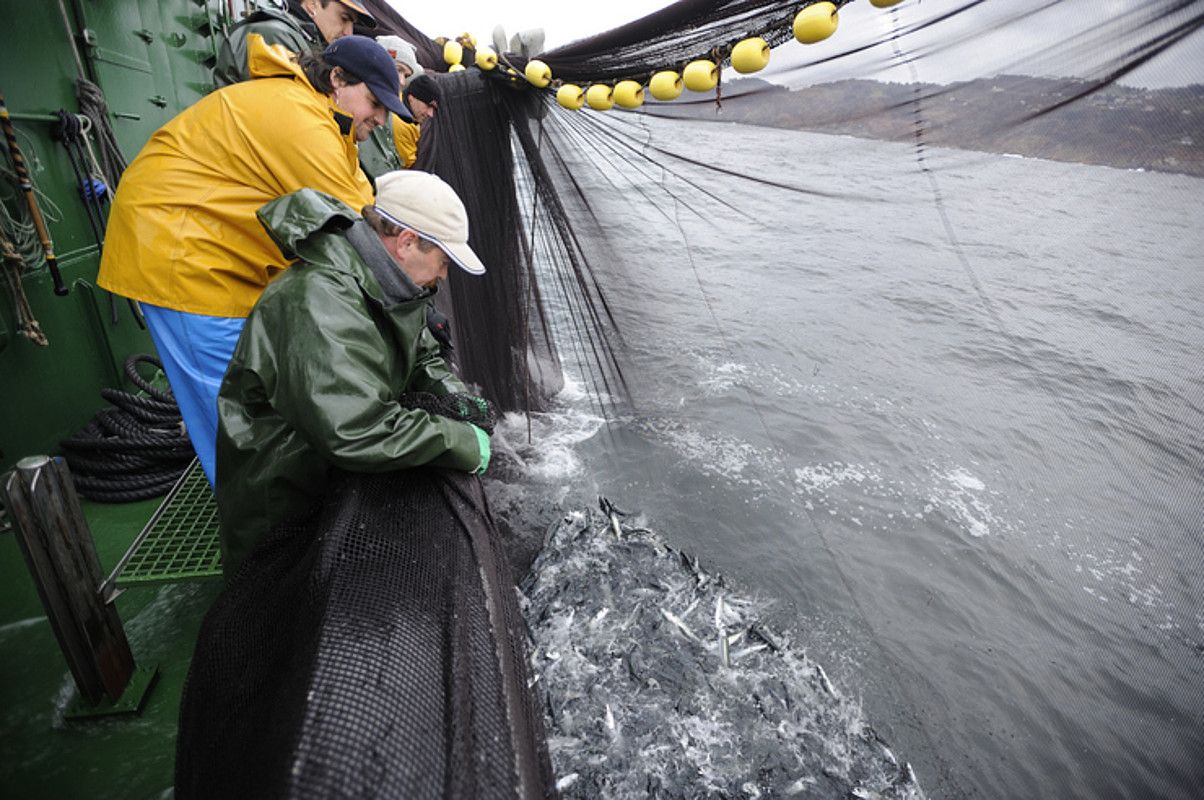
[176, 467, 554, 799]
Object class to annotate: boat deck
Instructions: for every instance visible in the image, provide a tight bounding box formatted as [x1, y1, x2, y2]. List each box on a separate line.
[0, 488, 219, 798]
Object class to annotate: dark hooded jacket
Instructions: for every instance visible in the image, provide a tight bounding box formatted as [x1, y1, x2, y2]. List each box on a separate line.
[213, 1, 320, 88]
[215, 188, 480, 574]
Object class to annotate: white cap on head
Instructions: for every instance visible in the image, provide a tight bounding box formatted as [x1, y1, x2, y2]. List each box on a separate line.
[375, 35, 424, 83]
[374, 170, 486, 275]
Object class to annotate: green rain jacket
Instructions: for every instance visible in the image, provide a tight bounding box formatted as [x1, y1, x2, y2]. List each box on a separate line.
[358, 122, 405, 180]
[213, 5, 319, 88]
[215, 189, 481, 574]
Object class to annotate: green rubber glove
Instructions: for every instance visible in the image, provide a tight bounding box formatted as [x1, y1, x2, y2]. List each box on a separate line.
[471, 423, 491, 474]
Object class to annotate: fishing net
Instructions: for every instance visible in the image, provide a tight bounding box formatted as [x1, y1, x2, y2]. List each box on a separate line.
[356, 0, 1202, 420]
[175, 465, 554, 799]
[183, 2, 1202, 798]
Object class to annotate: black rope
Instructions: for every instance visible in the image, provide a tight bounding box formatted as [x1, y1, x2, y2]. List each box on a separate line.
[51, 109, 144, 328]
[60, 355, 194, 502]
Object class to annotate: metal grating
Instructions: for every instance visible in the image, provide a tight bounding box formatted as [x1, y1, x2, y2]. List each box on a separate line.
[115, 459, 222, 586]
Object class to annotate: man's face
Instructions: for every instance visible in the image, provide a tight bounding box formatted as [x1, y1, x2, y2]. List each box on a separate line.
[305, 0, 356, 43]
[407, 96, 436, 124]
[396, 63, 413, 82]
[395, 233, 451, 289]
[333, 79, 386, 141]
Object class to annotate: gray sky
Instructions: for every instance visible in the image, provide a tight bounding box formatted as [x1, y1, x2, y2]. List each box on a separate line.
[389, 0, 665, 50]
[388, 1, 1203, 88]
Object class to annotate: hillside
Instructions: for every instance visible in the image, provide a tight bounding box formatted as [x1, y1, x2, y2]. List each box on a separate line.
[652, 76, 1204, 176]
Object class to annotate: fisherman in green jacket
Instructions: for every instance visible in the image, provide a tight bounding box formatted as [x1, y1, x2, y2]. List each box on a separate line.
[213, 0, 376, 87]
[214, 170, 490, 574]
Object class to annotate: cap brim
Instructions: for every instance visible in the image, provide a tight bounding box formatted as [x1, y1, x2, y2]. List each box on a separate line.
[371, 85, 413, 122]
[439, 240, 487, 275]
[340, 1, 377, 29]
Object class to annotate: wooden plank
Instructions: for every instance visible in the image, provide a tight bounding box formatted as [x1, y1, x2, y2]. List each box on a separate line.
[1, 457, 135, 705]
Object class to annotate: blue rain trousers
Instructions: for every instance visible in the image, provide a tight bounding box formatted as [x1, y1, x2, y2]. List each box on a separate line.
[140, 303, 246, 486]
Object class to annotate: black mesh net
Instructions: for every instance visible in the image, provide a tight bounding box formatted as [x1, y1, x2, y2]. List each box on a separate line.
[353, 1, 1202, 423]
[399, 392, 501, 436]
[176, 468, 554, 799]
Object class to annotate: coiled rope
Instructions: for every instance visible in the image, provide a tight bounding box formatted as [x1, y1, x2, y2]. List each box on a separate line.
[61, 355, 194, 502]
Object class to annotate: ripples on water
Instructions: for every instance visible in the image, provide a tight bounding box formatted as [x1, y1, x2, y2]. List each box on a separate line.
[496, 117, 1204, 799]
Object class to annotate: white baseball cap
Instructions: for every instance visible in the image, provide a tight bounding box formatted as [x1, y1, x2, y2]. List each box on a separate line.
[374, 170, 486, 275]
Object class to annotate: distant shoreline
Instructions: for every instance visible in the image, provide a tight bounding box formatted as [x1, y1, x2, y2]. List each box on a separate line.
[651, 76, 1204, 178]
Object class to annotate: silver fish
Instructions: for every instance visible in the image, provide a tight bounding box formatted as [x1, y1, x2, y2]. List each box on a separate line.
[660, 608, 702, 643]
[815, 664, 838, 697]
[732, 643, 769, 660]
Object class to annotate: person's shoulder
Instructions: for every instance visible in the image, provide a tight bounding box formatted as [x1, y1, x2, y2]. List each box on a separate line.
[257, 259, 358, 315]
[229, 6, 304, 36]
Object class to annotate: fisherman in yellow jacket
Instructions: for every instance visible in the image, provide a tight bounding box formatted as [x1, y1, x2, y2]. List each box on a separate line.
[98, 34, 408, 486]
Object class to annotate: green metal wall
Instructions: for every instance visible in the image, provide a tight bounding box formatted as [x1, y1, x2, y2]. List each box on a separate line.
[0, 0, 233, 471]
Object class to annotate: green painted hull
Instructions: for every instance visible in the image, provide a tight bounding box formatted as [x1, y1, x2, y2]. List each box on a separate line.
[1, 2, 237, 795]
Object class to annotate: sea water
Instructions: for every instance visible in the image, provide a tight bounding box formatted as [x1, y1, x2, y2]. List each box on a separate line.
[491, 116, 1204, 799]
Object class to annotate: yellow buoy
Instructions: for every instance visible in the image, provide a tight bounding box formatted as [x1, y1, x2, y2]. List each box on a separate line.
[556, 84, 585, 110]
[448, 63, 466, 73]
[870, 0, 904, 7]
[443, 39, 464, 66]
[731, 37, 771, 74]
[793, 2, 839, 44]
[649, 70, 684, 101]
[524, 59, 552, 88]
[586, 84, 614, 111]
[683, 59, 718, 92]
[475, 47, 498, 70]
[612, 80, 645, 109]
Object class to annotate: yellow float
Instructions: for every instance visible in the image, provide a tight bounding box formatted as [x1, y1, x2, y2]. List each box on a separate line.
[556, 84, 585, 110]
[448, 64, 466, 73]
[870, 0, 905, 7]
[443, 39, 463, 66]
[475, 47, 498, 70]
[682, 59, 718, 92]
[612, 80, 645, 109]
[649, 70, 684, 101]
[794, 2, 839, 44]
[524, 59, 552, 88]
[731, 37, 771, 74]
[586, 84, 615, 111]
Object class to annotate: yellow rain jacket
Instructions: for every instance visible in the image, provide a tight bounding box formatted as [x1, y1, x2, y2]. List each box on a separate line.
[99, 35, 373, 317]
[392, 117, 421, 168]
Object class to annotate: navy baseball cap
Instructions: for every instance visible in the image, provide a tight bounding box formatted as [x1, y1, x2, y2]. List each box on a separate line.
[323, 35, 413, 122]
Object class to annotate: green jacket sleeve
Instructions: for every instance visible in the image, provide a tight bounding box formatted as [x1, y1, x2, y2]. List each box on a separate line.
[246, 269, 480, 473]
[410, 326, 469, 397]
